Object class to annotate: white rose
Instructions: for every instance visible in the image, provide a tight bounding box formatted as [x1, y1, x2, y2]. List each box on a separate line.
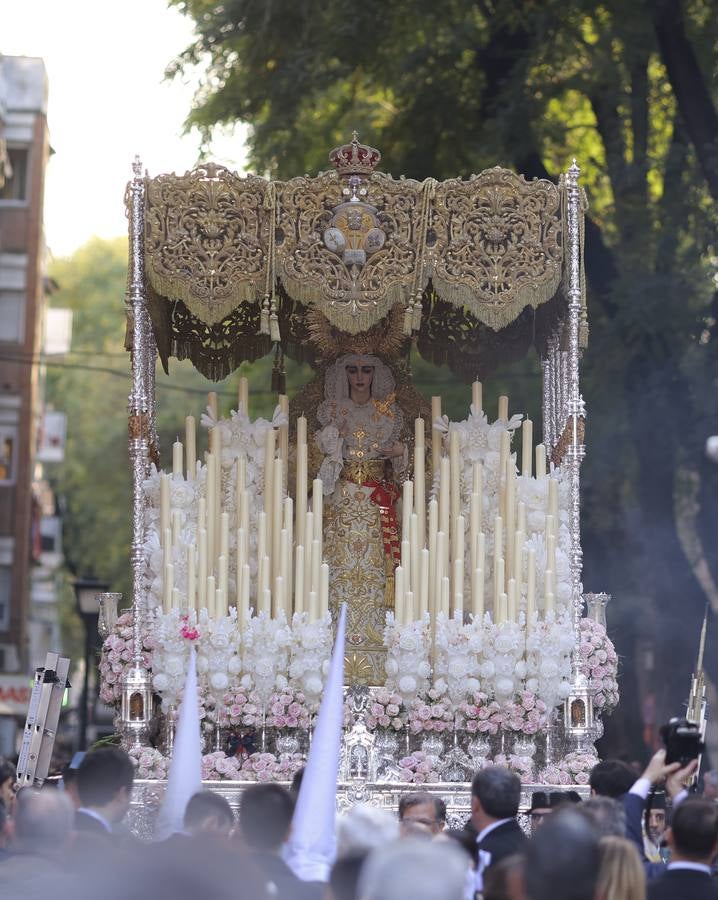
[495, 676, 514, 697]
[196, 655, 210, 674]
[303, 675, 323, 696]
[480, 660, 495, 679]
[165, 655, 184, 676]
[210, 672, 229, 691]
[228, 655, 242, 675]
[398, 675, 417, 695]
[275, 674, 288, 690]
[514, 660, 527, 679]
[152, 673, 169, 692]
[558, 680, 572, 699]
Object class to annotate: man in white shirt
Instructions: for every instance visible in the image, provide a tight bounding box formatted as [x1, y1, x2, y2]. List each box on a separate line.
[470, 766, 527, 893]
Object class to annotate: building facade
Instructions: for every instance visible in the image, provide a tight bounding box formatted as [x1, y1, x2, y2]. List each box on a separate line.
[0, 56, 51, 683]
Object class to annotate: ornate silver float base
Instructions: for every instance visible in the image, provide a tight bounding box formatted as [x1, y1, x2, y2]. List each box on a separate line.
[128, 778, 588, 840]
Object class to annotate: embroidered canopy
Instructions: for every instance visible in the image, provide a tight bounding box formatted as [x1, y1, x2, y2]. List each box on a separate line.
[133, 135, 587, 381]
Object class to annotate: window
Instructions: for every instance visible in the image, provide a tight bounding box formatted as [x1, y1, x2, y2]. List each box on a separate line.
[0, 147, 29, 202]
[0, 567, 10, 631]
[0, 426, 17, 484]
[0, 291, 25, 342]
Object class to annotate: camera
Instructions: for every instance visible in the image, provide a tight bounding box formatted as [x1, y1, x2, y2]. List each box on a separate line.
[660, 717, 704, 767]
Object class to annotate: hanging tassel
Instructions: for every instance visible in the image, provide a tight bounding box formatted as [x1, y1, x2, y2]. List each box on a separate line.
[269, 291, 280, 342]
[403, 301, 414, 336]
[260, 293, 270, 335]
[412, 292, 423, 332]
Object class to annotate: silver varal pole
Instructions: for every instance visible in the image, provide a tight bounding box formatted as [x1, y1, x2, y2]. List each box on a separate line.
[121, 156, 155, 751]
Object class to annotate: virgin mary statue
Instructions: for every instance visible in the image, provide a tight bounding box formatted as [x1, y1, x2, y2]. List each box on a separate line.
[315, 354, 406, 684]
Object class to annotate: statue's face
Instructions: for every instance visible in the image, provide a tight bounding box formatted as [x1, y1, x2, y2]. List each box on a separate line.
[346, 364, 374, 397]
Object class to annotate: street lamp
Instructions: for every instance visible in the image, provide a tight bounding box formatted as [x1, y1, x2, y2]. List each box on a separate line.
[73, 576, 108, 750]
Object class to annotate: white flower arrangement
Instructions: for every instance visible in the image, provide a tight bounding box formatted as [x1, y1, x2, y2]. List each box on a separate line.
[288, 612, 333, 711]
[241, 610, 293, 708]
[525, 612, 574, 710]
[195, 608, 242, 723]
[434, 612, 482, 706]
[482, 615, 526, 703]
[149, 608, 200, 713]
[383, 613, 431, 707]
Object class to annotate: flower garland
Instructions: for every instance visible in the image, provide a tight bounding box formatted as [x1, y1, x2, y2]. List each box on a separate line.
[99, 611, 153, 707]
[578, 619, 619, 714]
[398, 751, 440, 784]
[383, 614, 431, 707]
[539, 750, 599, 786]
[408, 687, 455, 734]
[366, 687, 406, 732]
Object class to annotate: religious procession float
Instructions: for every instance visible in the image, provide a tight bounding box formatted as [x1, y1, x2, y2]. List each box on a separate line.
[98, 135, 619, 833]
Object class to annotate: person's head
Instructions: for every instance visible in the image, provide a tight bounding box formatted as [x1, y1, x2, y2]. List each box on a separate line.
[647, 804, 666, 845]
[329, 854, 366, 900]
[0, 760, 16, 814]
[703, 770, 718, 801]
[529, 791, 552, 834]
[596, 836, 645, 900]
[398, 793, 447, 836]
[345, 360, 375, 402]
[524, 809, 600, 900]
[239, 783, 294, 852]
[471, 767, 521, 831]
[358, 838, 469, 900]
[183, 790, 234, 837]
[589, 759, 635, 798]
[76, 748, 135, 824]
[483, 854, 525, 900]
[14, 787, 74, 855]
[666, 797, 718, 863]
[574, 796, 626, 838]
[337, 803, 400, 857]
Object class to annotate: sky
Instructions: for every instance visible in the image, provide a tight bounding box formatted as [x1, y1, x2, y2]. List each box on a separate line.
[3, 0, 247, 258]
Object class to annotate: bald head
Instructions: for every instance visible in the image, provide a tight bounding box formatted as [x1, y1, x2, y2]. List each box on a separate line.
[15, 787, 74, 852]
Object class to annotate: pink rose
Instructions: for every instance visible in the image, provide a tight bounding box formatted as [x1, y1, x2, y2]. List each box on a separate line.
[467, 720, 478, 733]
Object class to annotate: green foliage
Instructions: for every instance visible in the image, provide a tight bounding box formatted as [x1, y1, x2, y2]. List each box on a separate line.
[165, 0, 718, 758]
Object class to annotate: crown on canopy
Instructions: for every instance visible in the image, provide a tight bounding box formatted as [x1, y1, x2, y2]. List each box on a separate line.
[329, 131, 382, 177]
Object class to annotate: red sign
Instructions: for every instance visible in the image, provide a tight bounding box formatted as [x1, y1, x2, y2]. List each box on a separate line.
[0, 677, 32, 715]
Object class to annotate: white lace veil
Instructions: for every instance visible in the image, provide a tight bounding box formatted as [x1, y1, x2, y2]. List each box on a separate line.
[318, 354, 396, 424]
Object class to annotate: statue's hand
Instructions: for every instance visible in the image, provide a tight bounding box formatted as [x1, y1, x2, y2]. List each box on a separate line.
[379, 442, 405, 459]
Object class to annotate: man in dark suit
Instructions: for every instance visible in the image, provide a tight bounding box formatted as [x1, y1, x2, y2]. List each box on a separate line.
[470, 765, 527, 893]
[239, 783, 322, 900]
[648, 798, 718, 900]
[74, 747, 135, 839]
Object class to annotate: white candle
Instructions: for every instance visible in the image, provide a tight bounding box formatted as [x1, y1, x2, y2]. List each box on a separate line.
[505, 462, 515, 583]
[544, 570, 554, 615]
[304, 511, 314, 600]
[431, 396, 442, 475]
[499, 431, 510, 519]
[517, 501, 526, 535]
[296, 422, 308, 549]
[263, 428, 275, 564]
[410, 513, 420, 606]
[499, 590, 508, 623]
[521, 419, 533, 477]
[470, 493, 480, 574]
[498, 395, 509, 421]
[283, 496, 293, 606]
[401, 539, 411, 594]
[472, 380, 482, 415]
[160, 473, 170, 548]
[320, 563, 329, 617]
[535, 443, 546, 478]
[394, 565, 405, 624]
[216, 583, 227, 618]
[198, 529, 207, 611]
[272, 457, 283, 584]
[236, 527, 245, 609]
[454, 514, 465, 566]
[495, 557, 505, 617]
[240, 563, 250, 625]
[294, 544, 305, 614]
[278, 394, 289, 487]
[472, 567, 484, 619]
[414, 418, 426, 549]
[311, 539, 321, 596]
[514, 530, 525, 589]
[236, 456, 246, 531]
[259, 554, 270, 599]
[207, 391, 218, 422]
[213, 428, 222, 569]
[257, 511, 267, 580]
[279, 528, 289, 616]
[172, 586, 181, 611]
[312, 479, 323, 545]
[526, 549, 536, 629]
[187, 545, 195, 612]
[507, 578, 517, 622]
[435, 531, 447, 614]
[218, 554, 228, 603]
[441, 575, 450, 617]
[206, 452, 215, 570]
[261, 586, 272, 617]
[172, 439, 183, 477]
[419, 548, 429, 617]
[163, 562, 174, 613]
[238, 376, 249, 415]
[171, 510, 181, 549]
[428, 498, 438, 611]
[493, 516, 503, 602]
[206, 574, 215, 618]
[185, 416, 196, 480]
[449, 429, 460, 562]
[274, 575, 285, 619]
[439, 457, 450, 538]
[308, 590, 319, 623]
[402, 479, 413, 543]
[477, 531, 486, 574]
[453, 556, 464, 618]
[406, 591, 415, 623]
[220, 512, 229, 562]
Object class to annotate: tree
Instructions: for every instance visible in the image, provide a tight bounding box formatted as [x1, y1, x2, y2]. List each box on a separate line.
[168, 0, 718, 758]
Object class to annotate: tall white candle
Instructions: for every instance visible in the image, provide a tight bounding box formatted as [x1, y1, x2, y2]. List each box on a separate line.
[514, 530, 525, 589]
[499, 431, 510, 519]
[505, 461, 516, 584]
[294, 544, 305, 614]
[262, 587, 272, 617]
[236, 457, 246, 531]
[308, 590, 319, 623]
[435, 531, 447, 615]
[320, 563, 329, 617]
[206, 452, 215, 571]
[187, 544, 195, 611]
[207, 391, 218, 422]
[507, 578, 517, 622]
[160, 473, 170, 548]
[410, 513, 420, 606]
[171, 510, 181, 549]
[431, 396, 442, 475]
[296, 417, 308, 548]
[283, 496, 293, 606]
[419, 548, 429, 617]
[406, 590, 415, 624]
[472, 567, 484, 619]
[449, 429, 460, 562]
[218, 554, 228, 603]
[274, 575, 285, 619]
[198, 529, 207, 611]
[441, 575, 451, 617]
[312, 479, 323, 545]
[402, 479, 413, 543]
[263, 428, 275, 565]
[257, 511, 267, 586]
[517, 501, 526, 535]
[535, 443, 546, 478]
[499, 590, 508, 623]
[240, 564, 250, 624]
[526, 549, 536, 629]
[278, 394, 289, 487]
[213, 428, 222, 569]
[453, 557, 464, 618]
[414, 418, 426, 549]
[163, 562, 174, 613]
[206, 574, 215, 619]
[495, 557, 505, 618]
[401, 539, 411, 594]
[220, 512, 229, 562]
[439, 457, 450, 538]
[394, 565, 405, 625]
[428, 498, 438, 611]
[493, 516, 503, 603]
[185, 416, 196, 481]
[498, 395, 509, 421]
[311, 539, 321, 596]
[272, 457, 283, 584]
[172, 439, 183, 477]
[304, 511, 313, 600]
[544, 569, 554, 615]
[472, 380, 482, 415]
[238, 376, 249, 415]
[279, 528, 289, 616]
[548, 477, 559, 521]
[521, 419, 533, 477]
[172, 586, 181, 612]
[216, 582, 227, 618]
[470, 493, 480, 574]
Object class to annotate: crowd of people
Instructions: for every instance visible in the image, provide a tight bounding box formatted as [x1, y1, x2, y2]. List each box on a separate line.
[0, 746, 715, 899]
